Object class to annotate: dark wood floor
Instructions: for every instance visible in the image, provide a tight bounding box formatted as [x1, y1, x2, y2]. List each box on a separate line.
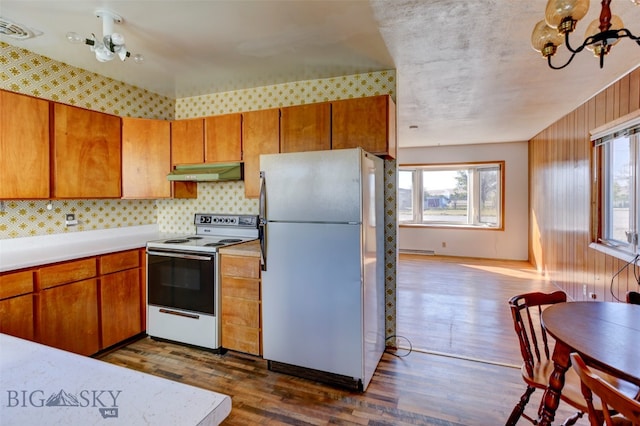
[100, 254, 590, 425]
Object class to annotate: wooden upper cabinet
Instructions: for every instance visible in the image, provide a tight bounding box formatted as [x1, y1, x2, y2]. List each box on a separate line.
[122, 117, 171, 199]
[242, 109, 280, 198]
[280, 103, 331, 153]
[205, 113, 242, 163]
[52, 103, 121, 198]
[0, 90, 50, 199]
[331, 95, 397, 159]
[171, 118, 204, 165]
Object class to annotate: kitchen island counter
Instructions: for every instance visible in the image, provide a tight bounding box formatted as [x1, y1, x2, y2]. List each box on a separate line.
[0, 333, 231, 425]
[0, 225, 168, 272]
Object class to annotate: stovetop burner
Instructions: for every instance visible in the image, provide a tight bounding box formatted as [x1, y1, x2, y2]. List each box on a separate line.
[146, 213, 259, 254]
[204, 242, 224, 247]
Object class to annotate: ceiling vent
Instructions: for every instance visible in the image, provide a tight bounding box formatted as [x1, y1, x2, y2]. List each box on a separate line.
[0, 17, 41, 40]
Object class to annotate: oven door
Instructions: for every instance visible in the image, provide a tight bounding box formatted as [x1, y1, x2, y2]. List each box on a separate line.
[147, 250, 216, 315]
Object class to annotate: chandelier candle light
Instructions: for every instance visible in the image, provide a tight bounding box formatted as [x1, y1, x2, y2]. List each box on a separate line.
[531, 0, 640, 69]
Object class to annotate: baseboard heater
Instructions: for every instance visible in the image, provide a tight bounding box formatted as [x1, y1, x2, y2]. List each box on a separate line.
[399, 249, 436, 255]
[267, 360, 363, 392]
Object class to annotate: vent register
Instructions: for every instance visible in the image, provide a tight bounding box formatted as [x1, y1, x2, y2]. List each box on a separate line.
[0, 17, 41, 39]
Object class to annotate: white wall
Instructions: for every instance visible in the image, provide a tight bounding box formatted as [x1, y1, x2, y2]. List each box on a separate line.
[398, 141, 529, 261]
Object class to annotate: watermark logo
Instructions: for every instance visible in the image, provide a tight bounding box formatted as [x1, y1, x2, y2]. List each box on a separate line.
[6, 389, 121, 418]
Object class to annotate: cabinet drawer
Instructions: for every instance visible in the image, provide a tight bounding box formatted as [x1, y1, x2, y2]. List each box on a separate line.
[221, 297, 260, 328]
[221, 255, 260, 278]
[221, 323, 260, 355]
[38, 258, 97, 290]
[99, 250, 140, 275]
[0, 270, 34, 299]
[221, 277, 260, 300]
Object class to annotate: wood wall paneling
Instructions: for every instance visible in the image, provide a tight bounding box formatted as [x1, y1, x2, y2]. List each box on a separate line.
[529, 66, 640, 302]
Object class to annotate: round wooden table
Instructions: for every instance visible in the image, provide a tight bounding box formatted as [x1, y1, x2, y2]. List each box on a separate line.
[538, 301, 640, 426]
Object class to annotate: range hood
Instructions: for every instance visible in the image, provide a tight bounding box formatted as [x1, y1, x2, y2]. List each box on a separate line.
[167, 163, 243, 182]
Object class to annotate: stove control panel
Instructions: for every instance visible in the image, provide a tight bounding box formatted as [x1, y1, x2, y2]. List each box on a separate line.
[194, 214, 258, 228]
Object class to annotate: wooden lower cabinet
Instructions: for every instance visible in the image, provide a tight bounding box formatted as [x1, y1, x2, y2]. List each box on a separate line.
[98, 249, 143, 348]
[0, 270, 35, 340]
[39, 278, 100, 356]
[220, 254, 261, 355]
[0, 294, 34, 340]
[0, 249, 146, 356]
[100, 269, 142, 348]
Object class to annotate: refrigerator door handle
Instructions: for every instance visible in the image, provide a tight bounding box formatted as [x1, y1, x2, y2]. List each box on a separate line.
[259, 171, 267, 271]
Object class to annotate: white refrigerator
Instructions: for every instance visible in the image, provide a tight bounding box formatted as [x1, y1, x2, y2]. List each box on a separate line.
[259, 147, 384, 391]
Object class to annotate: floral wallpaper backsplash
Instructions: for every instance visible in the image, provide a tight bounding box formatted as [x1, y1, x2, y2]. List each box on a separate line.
[0, 199, 156, 238]
[2, 41, 398, 339]
[157, 182, 258, 235]
[1, 42, 174, 119]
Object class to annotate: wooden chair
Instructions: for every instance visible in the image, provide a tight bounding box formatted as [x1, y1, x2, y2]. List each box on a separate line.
[507, 291, 638, 426]
[571, 353, 640, 426]
[626, 291, 640, 305]
[507, 291, 584, 425]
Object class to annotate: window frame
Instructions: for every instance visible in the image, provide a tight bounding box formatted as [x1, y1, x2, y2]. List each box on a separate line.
[399, 161, 505, 230]
[591, 112, 640, 258]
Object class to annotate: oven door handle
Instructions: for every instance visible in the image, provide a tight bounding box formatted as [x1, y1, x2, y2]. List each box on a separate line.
[147, 250, 214, 261]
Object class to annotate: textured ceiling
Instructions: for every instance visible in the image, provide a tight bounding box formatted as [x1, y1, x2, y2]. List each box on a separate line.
[1, 0, 639, 148]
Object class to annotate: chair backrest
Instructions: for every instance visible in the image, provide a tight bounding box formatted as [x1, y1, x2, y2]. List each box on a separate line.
[626, 291, 640, 305]
[570, 353, 640, 426]
[508, 291, 567, 378]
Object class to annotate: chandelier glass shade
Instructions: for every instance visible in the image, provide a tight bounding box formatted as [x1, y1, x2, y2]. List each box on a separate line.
[531, 0, 640, 69]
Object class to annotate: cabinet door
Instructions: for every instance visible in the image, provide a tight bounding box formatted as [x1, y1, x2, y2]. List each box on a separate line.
[0, 90, 50, 199]
[122, 117, 171, 199]
[204, 113, 242, 163]
[0, 294, 34, 340]
[242, 109, 280, 198]
[280, 103, 331, 153]
[52, 103, 121, 198]
[171, 118, 204, 165]
[39, 278, 100, 356]
[332, 95, 397, 159]
[100, 268, 142, 348]
[220, 254, 261, 355]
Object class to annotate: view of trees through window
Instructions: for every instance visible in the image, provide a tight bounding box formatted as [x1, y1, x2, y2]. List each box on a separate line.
[399, 163, 502, 228]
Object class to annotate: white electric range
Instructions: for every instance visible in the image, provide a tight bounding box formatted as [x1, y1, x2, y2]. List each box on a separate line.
[146, 213, 259, 351]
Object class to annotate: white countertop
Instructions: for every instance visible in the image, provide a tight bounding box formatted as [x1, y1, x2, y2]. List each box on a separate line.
[0, 225, 167, 272]
[0, 334, 231, 425]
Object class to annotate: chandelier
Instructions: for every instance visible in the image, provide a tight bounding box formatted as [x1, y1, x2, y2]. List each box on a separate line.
[531, 0, 640, 69]
[66, 9, 143, 64]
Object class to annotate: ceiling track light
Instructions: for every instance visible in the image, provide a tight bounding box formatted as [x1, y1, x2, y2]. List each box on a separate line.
[531, 0, 640, 70]
[66, 9, 143, 64]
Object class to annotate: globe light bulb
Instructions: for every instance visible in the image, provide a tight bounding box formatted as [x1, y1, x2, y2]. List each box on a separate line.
[66, 32, 84, 44]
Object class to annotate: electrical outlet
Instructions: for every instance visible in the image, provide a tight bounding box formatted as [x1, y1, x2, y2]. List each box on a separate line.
[441, 242, 446, 248]
[583, 284, 587, 296]
[65, 213, 78, 226]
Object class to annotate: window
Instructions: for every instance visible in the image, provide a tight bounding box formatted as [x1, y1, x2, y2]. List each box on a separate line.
[399, 162, 504, 228]
[592, 116, 640, 255]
